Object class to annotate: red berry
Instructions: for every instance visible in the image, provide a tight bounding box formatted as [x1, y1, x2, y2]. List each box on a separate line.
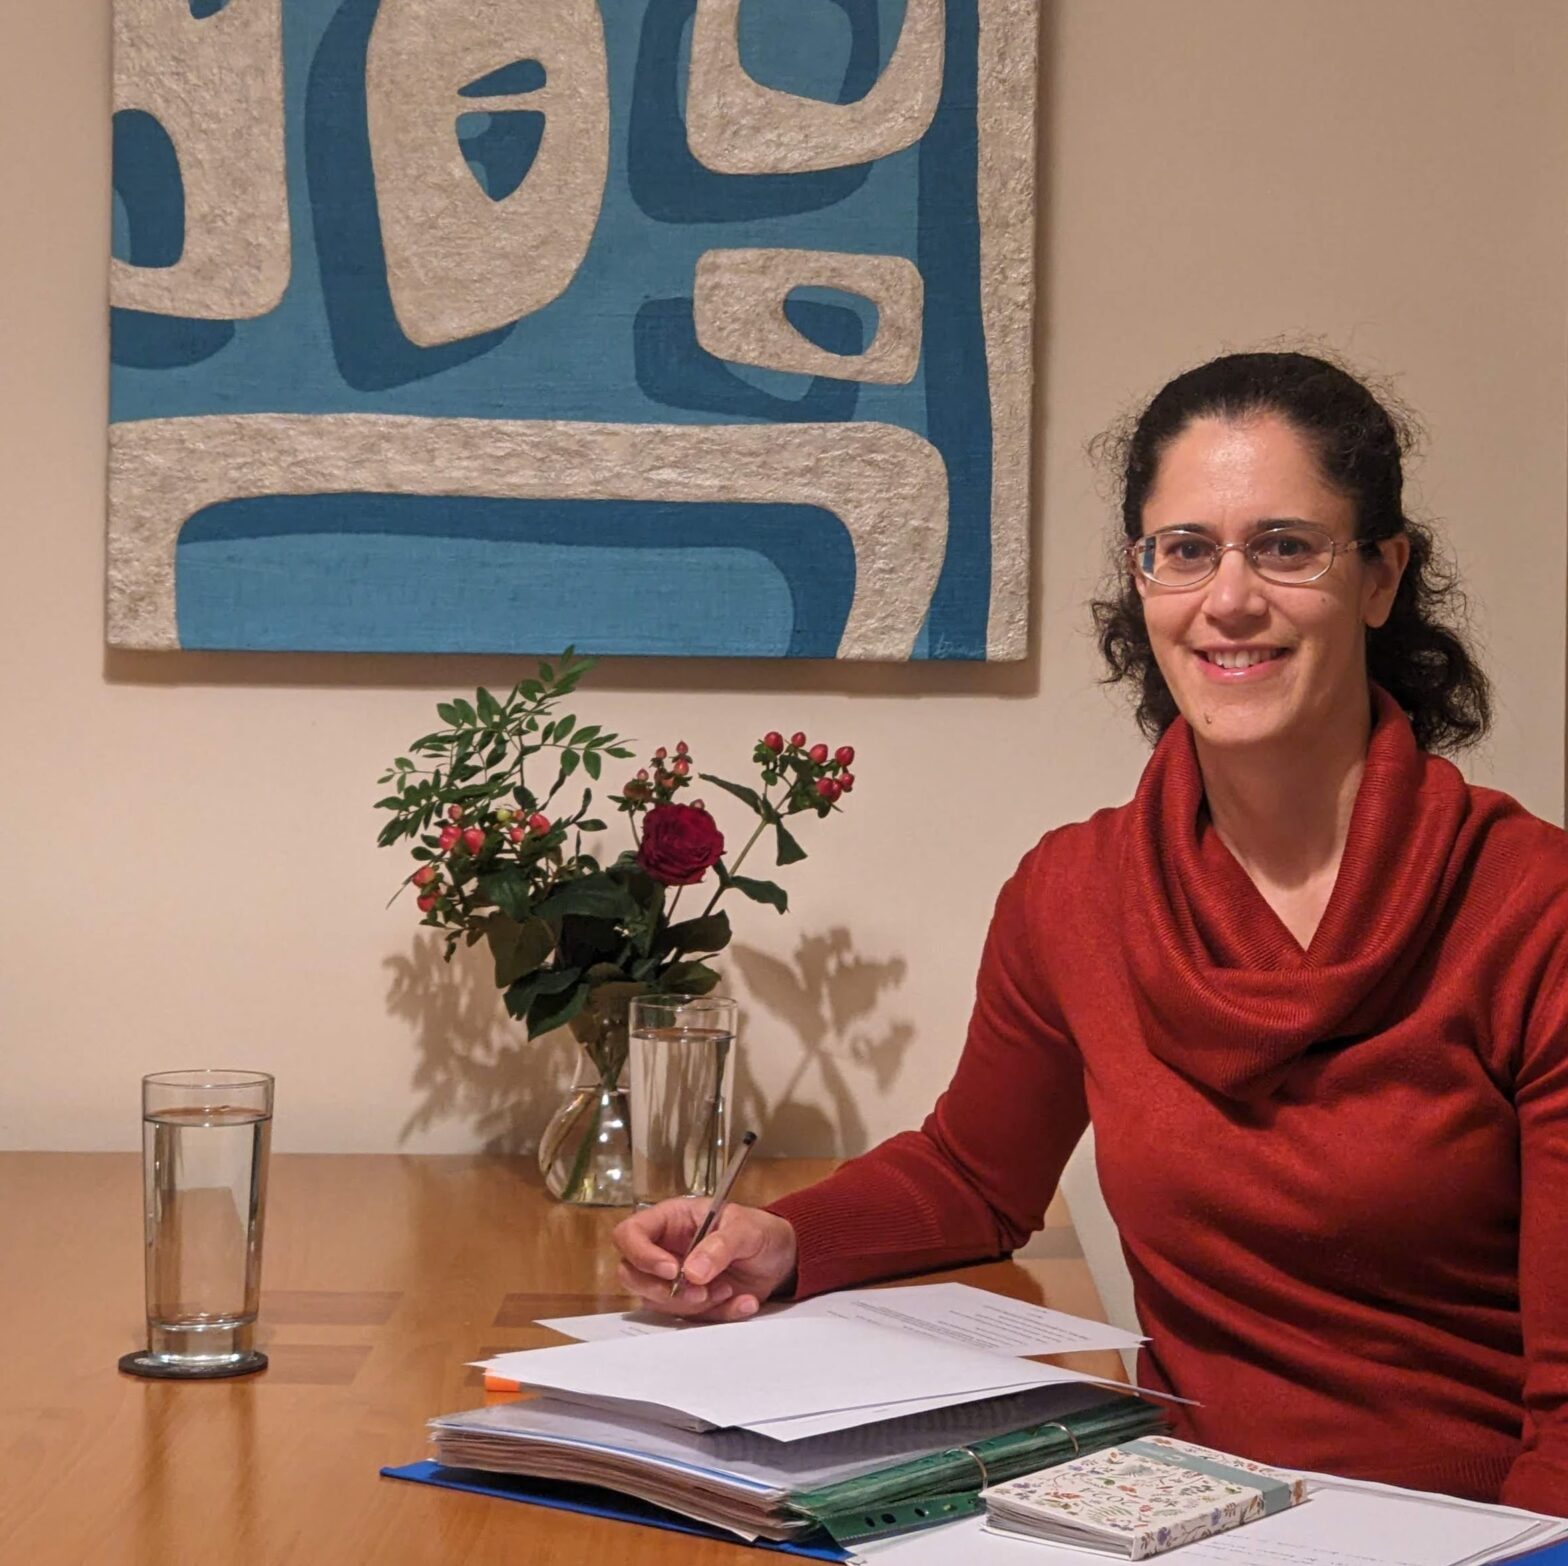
[437, 825, 460, 851]
[461, 827, 485, 854]
[412, 865, 437, 888]
[675, 741, 689, 756]
[839, 770, 855, 792]
[815, 777, 842, 801]
[529, 813, 551, 835]
[654, 746, 667, 759]
[762, 731, 784, 753]
[447, 804, 464, 822]
[808, 742, 829, 764]
[508, 825, 523, 843]
[417, 893, 438, 913]
[672, 758, 691, 776]
[790, 731, 807, 748]
[835, 746, 855, 766]
[636, 768, 650, 780]
[692, 799, 706, 811]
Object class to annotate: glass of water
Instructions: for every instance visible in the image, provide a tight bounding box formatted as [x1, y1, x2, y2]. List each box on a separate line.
[120, 1069, 274, 1379]
[629, 995, 738, 1206]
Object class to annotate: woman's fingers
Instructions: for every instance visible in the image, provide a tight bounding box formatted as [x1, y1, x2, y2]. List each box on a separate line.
[614, 1259, 734, 1317]
[611, 1201, 701, 1280]
[679, 1230, 734, 1287]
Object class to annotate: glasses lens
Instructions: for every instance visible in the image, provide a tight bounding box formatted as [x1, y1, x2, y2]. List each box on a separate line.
[1141, 531, 1217, 585]
[1248, 525, 1333, 582]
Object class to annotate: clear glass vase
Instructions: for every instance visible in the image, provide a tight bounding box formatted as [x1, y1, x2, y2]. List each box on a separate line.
[537, 1012, 635, 1206]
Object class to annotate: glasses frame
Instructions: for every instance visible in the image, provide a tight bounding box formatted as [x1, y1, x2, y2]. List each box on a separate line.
[1127, 523, 1378, 590]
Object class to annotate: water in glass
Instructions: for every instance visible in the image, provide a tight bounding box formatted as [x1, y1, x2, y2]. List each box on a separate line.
[142, 1101, 271, 1364]
[629, 1021, 737, 1205]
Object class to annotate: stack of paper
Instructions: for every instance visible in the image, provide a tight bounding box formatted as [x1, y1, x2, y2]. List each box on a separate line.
[433, 1290, 1169, 1544]
[432, 1380, 1136, 1543]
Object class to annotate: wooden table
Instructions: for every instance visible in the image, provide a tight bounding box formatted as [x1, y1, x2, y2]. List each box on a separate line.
[0, 1153, 1117, 1566]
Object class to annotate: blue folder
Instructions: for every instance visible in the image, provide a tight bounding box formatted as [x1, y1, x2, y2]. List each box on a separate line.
[381, 1462, 1568, 1564]
[380, 1461, 848, 1560]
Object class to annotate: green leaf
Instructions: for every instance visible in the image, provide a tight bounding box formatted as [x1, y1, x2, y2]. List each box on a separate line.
[607, 747, 634, 760]
[572, 725, 602, 745]
[557, 749, 581, 781]
[662, 910, 732, 956]
[477, 687, 502, 723]
[716, 861, 788, 913]
[484, 913, 557, 988]
[583, 749, 602, 781]
[657, 960, 723, 997]
[534, 874, 638, 926]
[528, 978, 589, 1038]
[452, 698, 477, 725]
[502, 972, 542, 1021]
[774, 821, 807, 866]
[476, 867, 537, 921]
[577, 818, 607, 833]
[698, 772, 765, 815]
[435, 702, 461, 725]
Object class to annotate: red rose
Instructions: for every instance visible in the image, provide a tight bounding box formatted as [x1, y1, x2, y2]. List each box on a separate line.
[638, 803, 725, 886]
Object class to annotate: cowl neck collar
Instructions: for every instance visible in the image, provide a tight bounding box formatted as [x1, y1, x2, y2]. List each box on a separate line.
[1121, 686, 1476, 1100]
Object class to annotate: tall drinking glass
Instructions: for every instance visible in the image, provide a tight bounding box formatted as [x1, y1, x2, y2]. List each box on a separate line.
[629, 995, 738, 1206]
[119, 1069, 273, 1379]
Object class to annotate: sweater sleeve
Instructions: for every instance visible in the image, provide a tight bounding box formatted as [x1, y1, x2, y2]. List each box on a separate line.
[765, 840, 1091, 1299]
[1502, 930, 1568, 1514]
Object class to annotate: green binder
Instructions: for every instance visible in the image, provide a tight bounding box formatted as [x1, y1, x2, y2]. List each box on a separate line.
[786, 1394, 1167, 1547]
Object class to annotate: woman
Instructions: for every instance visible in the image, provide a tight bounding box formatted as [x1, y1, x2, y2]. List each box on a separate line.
[611, 352, 1568, 1515]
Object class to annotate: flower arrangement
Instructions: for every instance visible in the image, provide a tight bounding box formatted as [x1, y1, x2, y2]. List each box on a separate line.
[374, 651, 856, 1092]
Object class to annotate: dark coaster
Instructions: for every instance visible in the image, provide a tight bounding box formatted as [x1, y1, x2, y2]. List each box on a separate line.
[118, 1349, 268, 1380]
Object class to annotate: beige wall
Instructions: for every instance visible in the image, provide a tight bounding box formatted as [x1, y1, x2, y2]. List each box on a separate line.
[2, 1, 1565, 1156]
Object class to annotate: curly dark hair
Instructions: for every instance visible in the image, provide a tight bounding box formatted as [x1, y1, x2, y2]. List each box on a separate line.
[1089, 350, 1491, 754]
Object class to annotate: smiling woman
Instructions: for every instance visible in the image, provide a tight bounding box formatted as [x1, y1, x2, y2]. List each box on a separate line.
[611, 351, 1568, 1519]
[1093, 352, 1491, 755]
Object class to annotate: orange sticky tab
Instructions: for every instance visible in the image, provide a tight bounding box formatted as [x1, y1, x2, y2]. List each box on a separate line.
[483, 1372, 521, 1393]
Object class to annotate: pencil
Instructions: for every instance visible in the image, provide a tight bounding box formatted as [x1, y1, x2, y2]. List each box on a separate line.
[669, 1130, 759, 1298]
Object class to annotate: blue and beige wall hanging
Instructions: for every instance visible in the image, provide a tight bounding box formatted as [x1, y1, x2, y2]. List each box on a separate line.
[108, 0, 1039, 660]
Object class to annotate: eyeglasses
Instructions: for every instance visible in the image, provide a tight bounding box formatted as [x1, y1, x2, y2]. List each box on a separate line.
[1128, 523, 1375, 589]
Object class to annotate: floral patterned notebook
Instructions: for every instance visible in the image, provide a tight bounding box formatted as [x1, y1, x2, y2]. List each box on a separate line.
[982, 1435, 1309, 1560]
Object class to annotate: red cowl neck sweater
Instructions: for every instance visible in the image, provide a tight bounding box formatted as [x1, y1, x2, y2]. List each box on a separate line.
[769, 690, 1568, 1515]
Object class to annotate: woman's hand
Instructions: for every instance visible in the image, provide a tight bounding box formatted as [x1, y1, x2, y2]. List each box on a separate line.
[612, 1199, 798, 1321]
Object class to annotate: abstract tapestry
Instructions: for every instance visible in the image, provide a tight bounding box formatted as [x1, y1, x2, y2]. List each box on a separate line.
[108, 0, 1038, 660]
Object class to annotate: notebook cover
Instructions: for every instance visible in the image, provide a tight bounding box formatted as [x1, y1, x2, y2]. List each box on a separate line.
[379, 1461, 848, 1561]
[985, 1437, 1303, 1560]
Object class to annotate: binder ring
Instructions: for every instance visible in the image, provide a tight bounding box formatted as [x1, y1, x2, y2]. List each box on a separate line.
[943, 1445, 991, 1489]
[1038, 1421, 1080, 1456]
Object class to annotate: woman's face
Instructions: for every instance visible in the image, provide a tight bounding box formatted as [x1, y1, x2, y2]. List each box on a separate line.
[1136, 414, 1408, 756]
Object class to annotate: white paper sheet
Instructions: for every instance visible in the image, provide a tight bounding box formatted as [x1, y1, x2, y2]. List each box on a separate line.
[536, 1281, 1145, 1357]
[476, 1316, 1109, 1436]
[743, 1371, 1100, 1442]
[849, 1479, 1568, 1566]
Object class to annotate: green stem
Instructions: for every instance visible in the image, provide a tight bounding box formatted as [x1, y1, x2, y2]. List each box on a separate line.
[701, 810, 771, 918]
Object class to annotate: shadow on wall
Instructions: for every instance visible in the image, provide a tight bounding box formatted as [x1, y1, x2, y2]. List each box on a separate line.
[386, 934, 581, 1154]
[728, 927, 913, 1158]
[386, 923, 912, 1157]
